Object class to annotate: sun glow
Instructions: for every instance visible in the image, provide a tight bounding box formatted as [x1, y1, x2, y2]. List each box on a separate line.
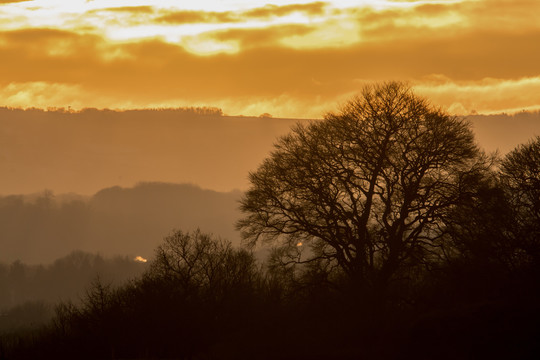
[1, 0, 537, 117]
[134, 256, 148, 263]
[1, 0, 446, 54]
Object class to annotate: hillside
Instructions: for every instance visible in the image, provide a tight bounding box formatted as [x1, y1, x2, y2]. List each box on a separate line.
[2, 108, 539, 196]
[0, 182, 242, 264]
[0, 107, 299, 195]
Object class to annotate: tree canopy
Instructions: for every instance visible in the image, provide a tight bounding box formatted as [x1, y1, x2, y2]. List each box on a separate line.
[238, 82, 487, 296]
[500, 136, 540, 266]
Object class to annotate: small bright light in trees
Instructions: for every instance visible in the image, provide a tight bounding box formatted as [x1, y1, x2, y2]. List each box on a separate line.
[134, 256, 147, 263]
[296, 242, 303, 247]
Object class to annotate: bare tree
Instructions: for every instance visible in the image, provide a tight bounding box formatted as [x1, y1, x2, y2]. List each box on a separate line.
[149, 229, 258, 298]
[238, 82, 486, 300]
[500, 136, 540, 266]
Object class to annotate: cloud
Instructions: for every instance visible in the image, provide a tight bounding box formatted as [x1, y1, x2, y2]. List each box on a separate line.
[414, 76, 540, 115]
[344, 0, 540, 42]
[0, 28, 96, 60]
[0, 23, 539, 115]
[102, 6, 155, 14]
[458, 0, 540, 31]
[0, 0, 539, 117]
[0, 79, 339, 119]
[82, 5, 157, 28]
[155, 2, 327, 25]
[0, 81, 89, 109]
[156, 0, 538, 54]
[155, 10, 238, 24]
[243, 2, 328, 18]
[0, 0, 31, 3]
[2, 75, 540, 120]
[207, 24, 315, 49]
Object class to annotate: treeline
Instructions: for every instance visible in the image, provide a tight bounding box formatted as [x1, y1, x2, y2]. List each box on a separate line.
[1, 230, 384, 359]
[0, 251, 147, 333]
[0, 251, 147, 309]
[0, 183, 241, 264]
[0, 106, 224, 117]
[2, 210, 539, 359]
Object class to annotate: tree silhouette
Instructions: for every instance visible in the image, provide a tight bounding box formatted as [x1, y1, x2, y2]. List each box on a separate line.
[238, 82, 487, 302]
[500, 136, 540, 267]
[149, 229, 258, 297]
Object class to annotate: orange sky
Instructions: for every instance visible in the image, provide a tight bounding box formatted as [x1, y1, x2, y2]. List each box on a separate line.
[0, 0, 539, 118]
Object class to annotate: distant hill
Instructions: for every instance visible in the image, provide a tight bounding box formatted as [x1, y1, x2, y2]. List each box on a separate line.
[0, 107, 300, 195]
[1, 107, 539, 195]
[1, 108, 539, 264]
[0, 182, 242, 264]
[468, 111, 540, 154]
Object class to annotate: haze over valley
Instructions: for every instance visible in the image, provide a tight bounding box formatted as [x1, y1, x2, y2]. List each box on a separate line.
[1, 107, 539, 265]
[1, 0, 539, 358]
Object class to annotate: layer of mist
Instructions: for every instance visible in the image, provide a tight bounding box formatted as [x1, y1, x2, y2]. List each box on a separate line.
[0, 182, 242, 264]
[469, 111, 540, 153]
[0, 107, 539, 358]
[0, 251, 147, 333]
[2, 107, 539, 196]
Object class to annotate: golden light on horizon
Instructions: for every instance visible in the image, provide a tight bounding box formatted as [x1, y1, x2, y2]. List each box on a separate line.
[0, 0, 538, 117]
[2, 7, 539, 354]
[134, 256, 148, 263]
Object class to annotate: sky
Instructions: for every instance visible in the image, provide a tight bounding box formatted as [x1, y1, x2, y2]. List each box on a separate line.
[0, 0, 539, 118]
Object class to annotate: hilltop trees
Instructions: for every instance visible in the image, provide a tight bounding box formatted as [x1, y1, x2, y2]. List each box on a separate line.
[444, 136, 540, 274]
[238, 82, 488, 301]
[149, 229, 259, 302]
[500, 136, 540, 267]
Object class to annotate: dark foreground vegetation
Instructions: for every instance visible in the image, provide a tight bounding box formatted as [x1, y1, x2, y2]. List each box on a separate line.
[0, 252, 147, 334]
[2, 83, 539, 359]
[1, 227, 538, 359]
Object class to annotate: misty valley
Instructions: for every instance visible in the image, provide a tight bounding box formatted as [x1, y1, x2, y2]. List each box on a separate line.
[0, 183, 243, 265]
[1, 88, 540, 359]
[0, 182, 241, 331]
[1, 0, 539, 356]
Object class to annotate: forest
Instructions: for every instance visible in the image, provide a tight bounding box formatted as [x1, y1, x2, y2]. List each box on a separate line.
[1, 83, 539, 359]
[0, 182, 242, 264]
